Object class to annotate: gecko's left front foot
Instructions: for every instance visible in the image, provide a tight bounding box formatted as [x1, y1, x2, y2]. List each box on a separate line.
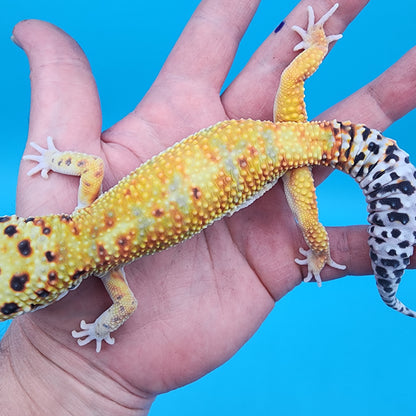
[23, 136, 59, 178]
[295, 247, 346, 287]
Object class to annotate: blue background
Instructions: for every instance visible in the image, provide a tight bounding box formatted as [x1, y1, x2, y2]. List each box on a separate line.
[1, 1, 416, 415]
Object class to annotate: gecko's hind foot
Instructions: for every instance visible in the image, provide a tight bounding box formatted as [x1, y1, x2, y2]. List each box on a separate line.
[295, 247, 346, 287]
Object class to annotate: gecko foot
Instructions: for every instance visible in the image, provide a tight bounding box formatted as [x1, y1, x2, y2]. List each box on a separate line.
[295, 247, 346, 287]
[22, 136, 58, 178]
[72, 320, 115, 353]
[292, 3, 342, 52]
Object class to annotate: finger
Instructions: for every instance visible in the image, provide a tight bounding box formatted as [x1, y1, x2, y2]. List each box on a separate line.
[326, 226, 416, 277]
[318, 45, 416, 129]
[156, 0, 261, 91]
[12, 20, 101, 154]
[105, 0, 262, 160]
[12, 20, 101, 215]
[222, 0, 369, 120]
[312, 45, 416, 186]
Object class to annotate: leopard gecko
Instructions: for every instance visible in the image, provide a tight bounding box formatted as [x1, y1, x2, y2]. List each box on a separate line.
[1, 4, 415, 353]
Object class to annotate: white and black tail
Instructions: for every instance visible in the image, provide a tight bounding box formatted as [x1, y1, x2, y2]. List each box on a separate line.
[329, 121, 416, 317]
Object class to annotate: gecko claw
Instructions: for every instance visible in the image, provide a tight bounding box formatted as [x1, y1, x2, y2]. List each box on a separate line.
[295, 247, 346, 287]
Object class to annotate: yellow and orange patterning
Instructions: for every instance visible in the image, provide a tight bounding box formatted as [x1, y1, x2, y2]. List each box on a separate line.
[0, 120, 337, 319]
[72, 119, 338, 268]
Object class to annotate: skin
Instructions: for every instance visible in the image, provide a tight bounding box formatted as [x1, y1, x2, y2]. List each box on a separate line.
[1, 0, 416, 414]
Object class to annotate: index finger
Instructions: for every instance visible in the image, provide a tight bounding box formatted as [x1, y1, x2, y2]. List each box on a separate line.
[156, 0, 261, 92]
[222, 0, 369, 120]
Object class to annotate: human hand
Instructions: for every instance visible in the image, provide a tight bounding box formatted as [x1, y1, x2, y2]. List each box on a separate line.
[2, 0, 416, 414]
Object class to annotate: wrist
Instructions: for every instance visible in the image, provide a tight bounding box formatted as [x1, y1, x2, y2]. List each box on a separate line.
[0, 317, 155, 415]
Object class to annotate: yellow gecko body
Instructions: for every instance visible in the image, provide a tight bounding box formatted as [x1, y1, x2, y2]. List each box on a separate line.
[0, 120, 337, 313]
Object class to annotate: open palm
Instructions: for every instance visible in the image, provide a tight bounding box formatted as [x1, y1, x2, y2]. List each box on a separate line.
[4, 0, 416, 410]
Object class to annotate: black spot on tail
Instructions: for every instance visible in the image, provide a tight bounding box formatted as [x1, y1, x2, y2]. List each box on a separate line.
[377, 278, 394, 293]
[379, 197, 403, 210]
[375, 265, 388, 278]
[362, 126, 371, 141]
[381, 258, 400, 268]
[387, 212, 410, 225]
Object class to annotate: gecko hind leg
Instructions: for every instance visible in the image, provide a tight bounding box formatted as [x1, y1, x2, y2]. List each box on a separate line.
[274, 4, 344, 285]
[282, 168, 346, 287]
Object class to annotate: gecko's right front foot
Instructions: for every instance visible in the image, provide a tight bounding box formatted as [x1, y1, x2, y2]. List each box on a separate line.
[292, 3, 342, 52]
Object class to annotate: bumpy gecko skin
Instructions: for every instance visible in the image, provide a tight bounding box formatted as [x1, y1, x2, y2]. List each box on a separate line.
[1, 4, 416, 352]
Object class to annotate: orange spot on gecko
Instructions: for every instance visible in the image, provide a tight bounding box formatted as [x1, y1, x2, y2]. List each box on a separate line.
[42, 227, 51, 235]
[192, 187, 202, 199]
[48, 271, 58, 284]
[45, 251, 55, 262]
[152, 208, 164, 218]
[118, 237, 128, 246]
[238, 157, 248, 168]
[34, 218, 45, 226]
[97, 244, 110, 263]
[248, 145, 258, 156]
[105, 217, 115, 228]
[94, 168, 103, 178]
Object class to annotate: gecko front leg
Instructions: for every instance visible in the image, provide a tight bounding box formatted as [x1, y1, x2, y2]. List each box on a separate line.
[23, 136, 104, 208]
[24, 137, 138, 352]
